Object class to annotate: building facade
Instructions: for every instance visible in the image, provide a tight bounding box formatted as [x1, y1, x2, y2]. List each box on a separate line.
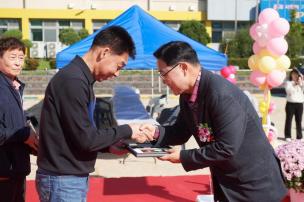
[0, 0, 209, 57]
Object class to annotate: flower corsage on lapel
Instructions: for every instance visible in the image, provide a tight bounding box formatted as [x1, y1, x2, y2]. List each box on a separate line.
[197, 123, 214, 143]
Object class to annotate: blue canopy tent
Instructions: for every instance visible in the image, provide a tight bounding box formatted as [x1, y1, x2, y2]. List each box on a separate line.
[56, 5, 227, 70]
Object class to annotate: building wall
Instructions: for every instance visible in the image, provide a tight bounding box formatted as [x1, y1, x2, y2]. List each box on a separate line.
[0, 0, 205, 11]
[207, 0, 258, 21]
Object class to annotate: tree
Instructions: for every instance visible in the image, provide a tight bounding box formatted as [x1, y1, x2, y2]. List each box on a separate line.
[178, 20, 210, 45]
[286, 10, 304, 58]
[22, 39, 33, 49]
[221, 27, 253, 58]
[78, 28, 89, 40]
[1, 29, 23, 39]
[59, 28, 81, 45]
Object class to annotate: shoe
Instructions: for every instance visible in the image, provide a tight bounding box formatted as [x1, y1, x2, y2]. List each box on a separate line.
[286, 138, 292, 142]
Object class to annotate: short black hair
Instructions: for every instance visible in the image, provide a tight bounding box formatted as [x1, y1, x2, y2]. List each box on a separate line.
[91, 26, 136, 59]
[153, 41, 199, 66]
[0, 37, 25, 57]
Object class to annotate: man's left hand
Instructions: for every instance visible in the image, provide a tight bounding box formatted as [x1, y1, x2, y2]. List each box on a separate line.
[158, 148, 181, 163]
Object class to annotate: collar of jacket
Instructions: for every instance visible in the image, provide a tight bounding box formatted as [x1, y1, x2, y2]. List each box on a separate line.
[181, 67, 210, 105]
[73, 55, 95, 85]
[0, 71, 25, 92]
[196, 67, 211, 104]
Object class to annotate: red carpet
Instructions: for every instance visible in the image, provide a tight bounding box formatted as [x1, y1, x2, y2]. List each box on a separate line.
[26, 175, 211, 202]
[26, 175, 291, 202]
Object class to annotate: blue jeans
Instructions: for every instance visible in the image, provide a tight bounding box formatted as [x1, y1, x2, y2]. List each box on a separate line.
[35, 169, 89, 202]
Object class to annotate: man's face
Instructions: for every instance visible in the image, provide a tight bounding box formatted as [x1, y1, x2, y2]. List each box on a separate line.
[157, 59, 187, 95]
[93, 48, 128, 82]
[0, 49, 25, 80]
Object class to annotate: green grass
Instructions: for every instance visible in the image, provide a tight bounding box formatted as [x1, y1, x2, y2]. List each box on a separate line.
[37, 59, 51, 70]
[236, 70, 251, 76]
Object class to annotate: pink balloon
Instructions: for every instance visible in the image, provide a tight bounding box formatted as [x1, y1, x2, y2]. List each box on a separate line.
[268, 101, 276, 114]
[258, 8, 280, 24]
[250, 71, 266, 87]
[256, 35, 268, 47]
[268, 130, 275, 142]
[226, 77, 236, 84]
[220, 66, 231, 78]
[228, 65, 236, 74]
[253, 42, 262, 55]
[266, 38, 288, 56]
[266, 70, 286, 87]
[268, 18, 290, 37]
[249, 23, 259, 40]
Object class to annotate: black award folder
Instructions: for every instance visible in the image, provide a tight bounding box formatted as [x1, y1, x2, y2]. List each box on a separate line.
[126, 143, 171, 157]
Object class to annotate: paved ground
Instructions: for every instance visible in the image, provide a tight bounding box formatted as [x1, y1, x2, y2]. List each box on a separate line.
[24, 93, 296, 180]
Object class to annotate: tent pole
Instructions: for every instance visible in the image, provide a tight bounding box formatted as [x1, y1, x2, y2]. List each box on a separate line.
[158, 76, 161, 93]
[166, 86, 169, 101]
[151, 68, 154, 98]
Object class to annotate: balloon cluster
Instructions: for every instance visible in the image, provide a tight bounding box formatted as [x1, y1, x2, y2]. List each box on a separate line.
[248, 8, 291, 89]
[220, 65, 236, 84]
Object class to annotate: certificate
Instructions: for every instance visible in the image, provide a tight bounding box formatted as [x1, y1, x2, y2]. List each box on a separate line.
[126, 143, 171, 157]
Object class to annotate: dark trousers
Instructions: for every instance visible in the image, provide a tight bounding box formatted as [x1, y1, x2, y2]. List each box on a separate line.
[284, 102, 303, 139]
[0, 177, 25, 202]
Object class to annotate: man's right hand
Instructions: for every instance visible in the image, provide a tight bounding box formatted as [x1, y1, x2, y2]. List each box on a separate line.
[129, 123, 154, 143]
[24, 126, 39, 152]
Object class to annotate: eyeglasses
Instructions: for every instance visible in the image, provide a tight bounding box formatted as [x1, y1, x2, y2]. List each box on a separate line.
[159, 63, 180, 79]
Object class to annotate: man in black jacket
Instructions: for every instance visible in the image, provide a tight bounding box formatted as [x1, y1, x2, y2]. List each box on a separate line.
[143, 41, 287, 202]
[36, 26, 154, 202]
[0, 37, 38, 202]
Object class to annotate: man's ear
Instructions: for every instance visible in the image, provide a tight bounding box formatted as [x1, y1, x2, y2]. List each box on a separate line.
[96, 47, 111, 62]
[180, 62, 188, 75]
[102, 47, 111, 56]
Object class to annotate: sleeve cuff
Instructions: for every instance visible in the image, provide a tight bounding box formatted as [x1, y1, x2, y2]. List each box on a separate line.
[153, 126, 160, 140]
[116, 124, 133, 139]
[180, 149, 204, 172]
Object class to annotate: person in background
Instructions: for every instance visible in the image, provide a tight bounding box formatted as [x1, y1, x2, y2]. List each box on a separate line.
[36, 26, 154, 202]
[284, 68, 304, 141]
[0, 37, 38, 202]
[142, 41, 287, 202]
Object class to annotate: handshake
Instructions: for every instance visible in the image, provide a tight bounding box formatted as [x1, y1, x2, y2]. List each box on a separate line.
[129, 123, 157, 143]
[109, 123, 157, 155]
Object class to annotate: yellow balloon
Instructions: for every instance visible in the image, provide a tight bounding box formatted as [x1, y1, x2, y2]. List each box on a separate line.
[259, 106, 267, 114]
[259, 101, 267, 114]
[248, 55, 259, 71]
[258, 56, 277, 74]
[258, 49, 277, 58]
[276, 55, 291, 71]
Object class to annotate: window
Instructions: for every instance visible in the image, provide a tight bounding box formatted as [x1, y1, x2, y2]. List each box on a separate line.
[44, 29, 57, 42]
[0, 28, 7, 35]
[93, 20, 107, 33]
[31, 29, 43, 41]
[59, 20, 70, 27]
[71, 21, 83, 28]
[0, 20, 8, 26]
[31, 20, 42, 26]
[0, 19, 20, 34]
[212, 31, 222, 43]
[44, 21, 56, 27]
[212, 21, 222, 30]
[162, 21, 181, 31]
[30, 20, 84, 42]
